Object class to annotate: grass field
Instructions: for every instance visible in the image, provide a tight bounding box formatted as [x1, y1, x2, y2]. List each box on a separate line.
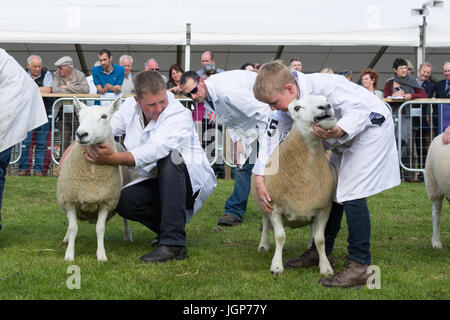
[0, 176, 448, 300]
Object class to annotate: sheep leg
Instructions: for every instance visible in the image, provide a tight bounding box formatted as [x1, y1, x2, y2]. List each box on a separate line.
[270, 209, 285, 275]
[64, 208, 78, 261]
[432, 198, 443, 249]
[307, 224, 314, 249]
[123, 218, 133, 242]
[96, 208, 109, 261]
[258, 214, 270, 252]
[313, 209, 333, 276]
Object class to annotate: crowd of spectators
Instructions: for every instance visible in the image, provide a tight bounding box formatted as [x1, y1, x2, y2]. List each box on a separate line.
[9, 48, 450, 182]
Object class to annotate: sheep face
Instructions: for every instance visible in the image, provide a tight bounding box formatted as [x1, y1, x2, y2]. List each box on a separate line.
[73, 98, 122, 146]
[288, 95, 336, 130]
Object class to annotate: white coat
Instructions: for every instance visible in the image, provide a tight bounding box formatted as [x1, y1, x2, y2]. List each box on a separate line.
[204, 70, 272, 165]
[254, 71, 401, 203]
[110, 93, 217, 219]
[0, 48, 47, 153]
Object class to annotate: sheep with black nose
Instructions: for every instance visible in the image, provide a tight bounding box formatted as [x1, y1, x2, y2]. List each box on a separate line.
[253, 95, 336, 276]
[57, 98, 132, 261]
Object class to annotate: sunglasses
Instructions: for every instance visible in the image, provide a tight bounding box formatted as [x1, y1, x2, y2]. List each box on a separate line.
[148, 68, 159, 71]
[184, 83, 199, 98]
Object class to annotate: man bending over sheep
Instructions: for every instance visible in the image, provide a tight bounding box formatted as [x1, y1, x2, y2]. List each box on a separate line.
[253, 61, 400, 288]
[84, 71, 216, 263]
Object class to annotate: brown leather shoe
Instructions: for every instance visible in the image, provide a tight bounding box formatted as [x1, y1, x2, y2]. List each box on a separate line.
[318, 259, 371, 289]
[217, 214, 241, 226]
[18, 170, 28, 176]
[284, 248, 334, 269]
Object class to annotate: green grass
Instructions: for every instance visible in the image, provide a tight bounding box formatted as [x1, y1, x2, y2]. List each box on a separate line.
[0, 177, 449, 300]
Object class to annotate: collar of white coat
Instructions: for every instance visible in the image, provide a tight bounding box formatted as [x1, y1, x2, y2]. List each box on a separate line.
[294, 71, 311, 98]
[133, 90, 176, 132]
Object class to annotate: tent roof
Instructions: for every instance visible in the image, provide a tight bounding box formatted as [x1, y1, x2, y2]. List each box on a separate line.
[1, 0, 448, 47]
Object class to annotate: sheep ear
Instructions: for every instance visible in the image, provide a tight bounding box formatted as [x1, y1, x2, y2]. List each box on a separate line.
[73, 98, 86, 116]
[110, 97, 122, 114]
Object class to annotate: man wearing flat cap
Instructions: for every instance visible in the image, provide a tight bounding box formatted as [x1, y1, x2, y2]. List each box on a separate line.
[52, 56, 90, 152]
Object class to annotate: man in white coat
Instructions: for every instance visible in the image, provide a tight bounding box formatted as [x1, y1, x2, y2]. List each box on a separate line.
[84, 71, 216, 263]
[0, 48, 48, 231]
[253, 61, 400, 288]
[180, 70, 272, 227]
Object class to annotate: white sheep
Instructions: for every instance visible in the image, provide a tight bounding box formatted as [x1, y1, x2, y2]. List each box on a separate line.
[424, 131, 450, 249]
[57, 98, 132, 262]
[254, 95, 336, 276]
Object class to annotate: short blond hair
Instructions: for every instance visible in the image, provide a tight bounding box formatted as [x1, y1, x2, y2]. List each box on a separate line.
[253, 60, 296, 102]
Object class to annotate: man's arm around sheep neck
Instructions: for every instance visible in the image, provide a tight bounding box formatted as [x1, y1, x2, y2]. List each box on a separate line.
[85, 142, 135, 166]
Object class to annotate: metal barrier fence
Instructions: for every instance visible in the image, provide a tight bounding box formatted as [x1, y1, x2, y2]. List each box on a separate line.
[8, 97, 232, 176]
[397, 99, 450, 177]
[10, 96, 447, 177]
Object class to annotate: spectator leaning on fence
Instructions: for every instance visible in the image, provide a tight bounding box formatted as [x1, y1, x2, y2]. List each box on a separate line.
[435, 61, 450, 99]
[52, 56, 90, 152]
[0, 49, 47, 231]
[196, 51, 224, 79]
[166, 63, 184, 95]
[144, 58, 168, 84]
[92, 49, 125, 106]
[119, 54, 134, 95]
[18, 55, 54, 177]
[360, 69, 383, 99]
[417, 62, 437, 142]
[384, 58, 427, 183]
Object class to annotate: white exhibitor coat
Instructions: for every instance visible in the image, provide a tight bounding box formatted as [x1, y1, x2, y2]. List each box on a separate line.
[204, 70, 272, 165]
[253, 71, 401, 203]
[0, 48, 47, 153]
[111, 93, 217, 219]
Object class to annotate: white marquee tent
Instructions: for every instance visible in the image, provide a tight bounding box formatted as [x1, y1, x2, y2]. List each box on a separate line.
[1, 0, 449, 84]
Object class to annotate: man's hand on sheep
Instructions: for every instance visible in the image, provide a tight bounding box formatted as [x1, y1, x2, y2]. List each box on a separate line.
[312, 123, 345, 139]
[255, 175, 273, 214]
[85, 143, 136, 166]
[234, 140, 247, 167]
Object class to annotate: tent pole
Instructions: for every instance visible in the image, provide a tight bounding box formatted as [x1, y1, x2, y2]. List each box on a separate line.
[357, 46, 388, 84]
[185, 23, 191, 71]
[273, 45, 285, 60]
[74, 44, 89, 75]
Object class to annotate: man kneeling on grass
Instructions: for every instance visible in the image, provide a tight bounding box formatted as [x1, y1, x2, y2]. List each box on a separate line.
[84, 71, 217, 263]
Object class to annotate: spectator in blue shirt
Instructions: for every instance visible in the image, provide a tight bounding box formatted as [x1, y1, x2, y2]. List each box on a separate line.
[92, 49, 124, 105]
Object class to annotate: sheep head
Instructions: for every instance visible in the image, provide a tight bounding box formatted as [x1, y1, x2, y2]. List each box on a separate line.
[73, 97, 122, 146]
[288, 95, 336, 131]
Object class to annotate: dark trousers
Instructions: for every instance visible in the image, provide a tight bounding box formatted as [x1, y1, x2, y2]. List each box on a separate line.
[0, 147, 13, 231]
[116, 152, 194, 246]
[313, 198, 371, 265]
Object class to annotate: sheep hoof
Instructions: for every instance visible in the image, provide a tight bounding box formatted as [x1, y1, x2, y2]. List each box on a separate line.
[270, 267, 284, 276]
[97, 251, 108, 262]
[432, 241, 442, 249]
[258, 245, 269, 252]
[64, 255, 74, 262]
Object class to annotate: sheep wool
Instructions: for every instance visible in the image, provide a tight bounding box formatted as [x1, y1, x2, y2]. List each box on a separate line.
[57, 135, 121, 224]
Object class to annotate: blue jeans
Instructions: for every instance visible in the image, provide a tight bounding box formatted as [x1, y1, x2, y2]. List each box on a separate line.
[315, 199, 372, 265]
[224, 160, 254, 222]
[0, 147, 13, 231]
[18, 121, 50, 174]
